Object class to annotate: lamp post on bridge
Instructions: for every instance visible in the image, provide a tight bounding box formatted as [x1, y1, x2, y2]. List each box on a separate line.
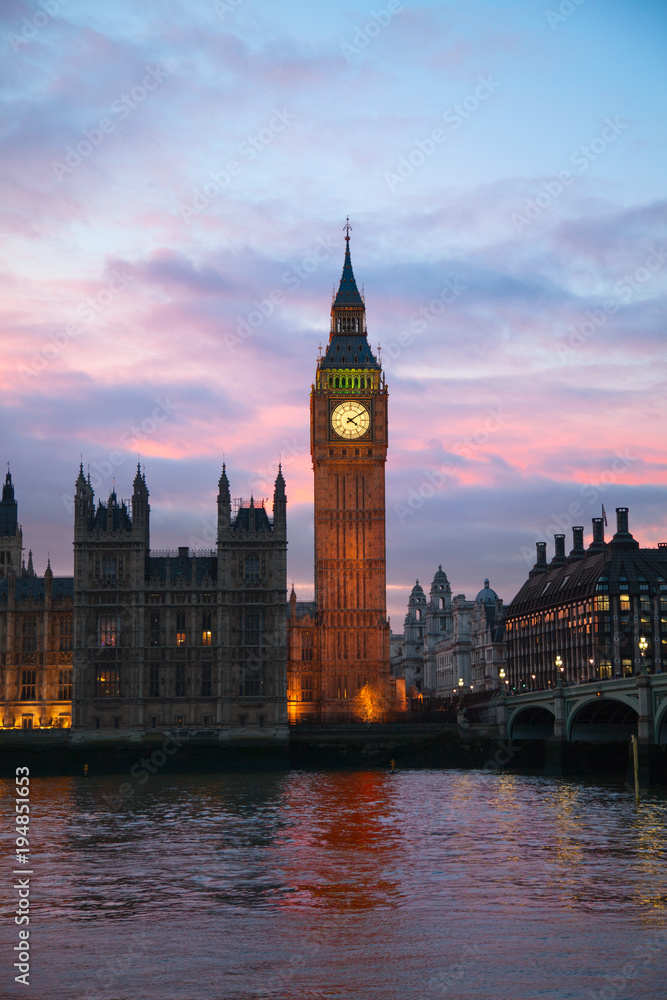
[555, 655, 563, 687]
[639, 636, 648, 675]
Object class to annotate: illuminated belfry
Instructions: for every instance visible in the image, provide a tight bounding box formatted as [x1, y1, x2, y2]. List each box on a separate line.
[288, 223, 391, 721]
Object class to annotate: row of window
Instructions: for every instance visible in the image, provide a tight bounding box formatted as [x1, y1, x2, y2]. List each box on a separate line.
[94, 664, 265, 699]
[16, 617, 73, 652]
[325, 373, 372, 390]
[99, 610, 265, 649]
[16, 668, 72, 701]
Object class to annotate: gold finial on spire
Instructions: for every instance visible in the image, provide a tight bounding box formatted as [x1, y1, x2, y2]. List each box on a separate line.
[344, 216, 352, 242]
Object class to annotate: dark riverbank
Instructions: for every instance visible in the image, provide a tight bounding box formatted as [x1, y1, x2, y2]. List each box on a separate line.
[2, 724, 666, 784]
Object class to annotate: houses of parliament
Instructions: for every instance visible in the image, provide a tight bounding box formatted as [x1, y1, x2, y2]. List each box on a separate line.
[3, 230, 663, 732]
[0, 231, 391, 730]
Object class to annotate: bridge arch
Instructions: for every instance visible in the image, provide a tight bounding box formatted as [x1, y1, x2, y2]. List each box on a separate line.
[509, 704, 555, 740]
[567, 696, 638, 742]
[655, 699, 667, 744]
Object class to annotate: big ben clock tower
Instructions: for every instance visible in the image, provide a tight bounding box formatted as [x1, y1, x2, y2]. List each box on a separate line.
[307, 221, 390, 719]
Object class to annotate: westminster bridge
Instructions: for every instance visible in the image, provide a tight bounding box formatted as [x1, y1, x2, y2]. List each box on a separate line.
[497, 673, 667, 745]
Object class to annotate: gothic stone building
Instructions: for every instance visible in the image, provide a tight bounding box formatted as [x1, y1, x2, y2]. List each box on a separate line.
[0, 471, 74, 729]
[287, 232, 391, 721]
[72, 463, 287, 730]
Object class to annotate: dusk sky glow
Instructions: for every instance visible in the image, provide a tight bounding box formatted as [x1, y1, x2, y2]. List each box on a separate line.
[2, 0, 666, 623]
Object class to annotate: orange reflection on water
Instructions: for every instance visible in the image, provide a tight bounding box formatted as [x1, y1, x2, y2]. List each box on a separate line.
[277, 770, 403, 912]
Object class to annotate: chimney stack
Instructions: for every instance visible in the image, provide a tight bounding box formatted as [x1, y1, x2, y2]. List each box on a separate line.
[588, 517, 605, 552]
[610, 506, 639, 550]
[569, 526, 585, 559]
[551, 533, 566, 565]
[529, 541, 548, 577]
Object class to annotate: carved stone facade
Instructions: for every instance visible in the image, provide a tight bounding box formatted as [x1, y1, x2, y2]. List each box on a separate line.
[0, 568, 74, 729]
[392, 568, 505, 698]
[72, 463, 287, 730]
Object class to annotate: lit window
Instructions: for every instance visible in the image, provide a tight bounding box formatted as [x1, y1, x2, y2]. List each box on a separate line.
[95, 668, 120, 697]
[99, 615, 117, 648]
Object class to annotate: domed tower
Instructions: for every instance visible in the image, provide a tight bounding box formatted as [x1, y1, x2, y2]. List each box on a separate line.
[475, 578, 499, 611]
[424, 565, 452, 690]
[471, 578, 505, 692]
[403, 580, 427, 692]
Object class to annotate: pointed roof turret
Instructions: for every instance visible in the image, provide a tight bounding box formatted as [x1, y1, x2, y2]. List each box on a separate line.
[320, 220, 380, 372]
[3, 466, 15, 502]
[0, 464, 19, 537]
[274, 462, 286, 498]
[333, 219, 364, 307]
[27, 550, 34, 577]
[218, 462, 230, 497]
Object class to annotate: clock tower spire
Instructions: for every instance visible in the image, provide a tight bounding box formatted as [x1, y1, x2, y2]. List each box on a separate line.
[297, 222, 390, 720]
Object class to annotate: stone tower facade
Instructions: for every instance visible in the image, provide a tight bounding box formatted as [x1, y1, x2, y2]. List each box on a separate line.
[288, 229, 391, 721]
[0, 470, 23, 579]
[73, 462, 287, 730]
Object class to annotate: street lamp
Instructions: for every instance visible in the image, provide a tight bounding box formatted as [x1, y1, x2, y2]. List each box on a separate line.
[639, 637, 648, 675]
[531, 673, 536, 690]
[555, 655, 563, 686]
[458, 677, 464, 708]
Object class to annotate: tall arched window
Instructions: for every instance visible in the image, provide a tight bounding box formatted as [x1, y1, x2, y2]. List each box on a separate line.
[334, 376, 339, 388]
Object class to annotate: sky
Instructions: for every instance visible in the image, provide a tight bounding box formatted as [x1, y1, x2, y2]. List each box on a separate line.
[1, 0, 666, 626]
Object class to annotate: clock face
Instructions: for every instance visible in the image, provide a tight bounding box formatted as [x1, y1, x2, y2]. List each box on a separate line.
[331, 400, 370, 440]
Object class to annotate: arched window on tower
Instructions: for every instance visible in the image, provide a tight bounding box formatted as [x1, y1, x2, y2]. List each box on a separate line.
[334, 376, 339, 388]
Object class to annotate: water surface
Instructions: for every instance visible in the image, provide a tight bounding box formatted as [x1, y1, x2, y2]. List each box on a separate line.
[2, 769, 666, 999]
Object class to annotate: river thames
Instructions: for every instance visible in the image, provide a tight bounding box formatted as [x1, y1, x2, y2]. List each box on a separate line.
[3, 768, 666, 999]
